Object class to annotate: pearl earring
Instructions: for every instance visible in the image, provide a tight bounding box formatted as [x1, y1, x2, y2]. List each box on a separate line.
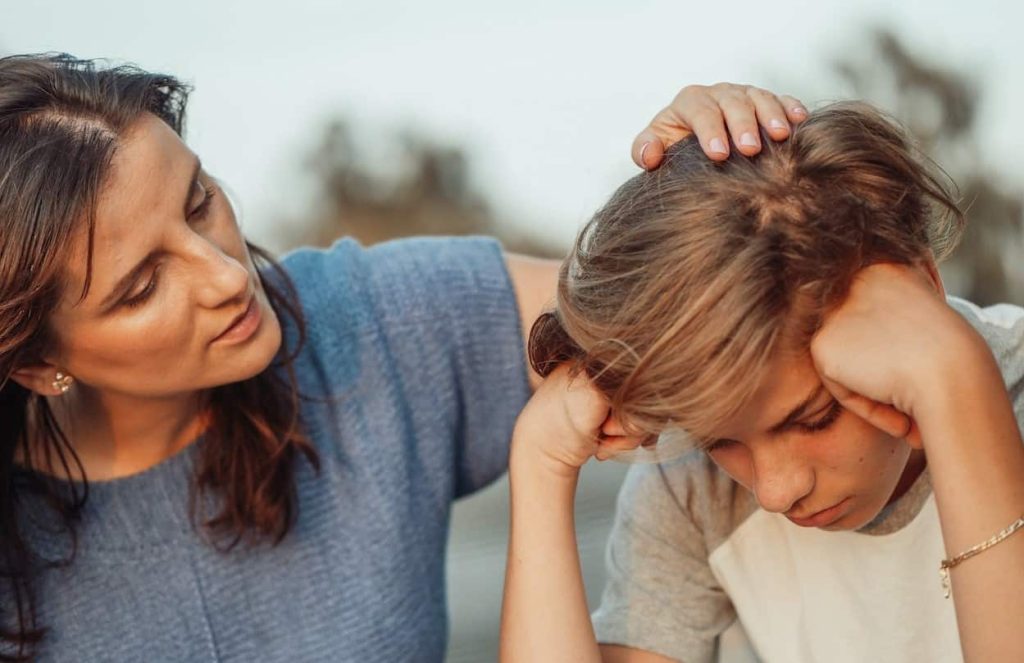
[52, 371, 74, 394]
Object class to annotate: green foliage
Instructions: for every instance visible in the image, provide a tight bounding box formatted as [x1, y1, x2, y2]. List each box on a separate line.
[835, 29, 1023, 305]
[278, 118, 557, 257]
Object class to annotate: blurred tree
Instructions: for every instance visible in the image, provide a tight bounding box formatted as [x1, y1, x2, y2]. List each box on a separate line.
[834, 29, 1024, 305]
[277, 118, 559, 257]
[283, 30, 1022, 305]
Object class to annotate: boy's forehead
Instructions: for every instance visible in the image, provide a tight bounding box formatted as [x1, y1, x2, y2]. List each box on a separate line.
[720, 352, 824, 438]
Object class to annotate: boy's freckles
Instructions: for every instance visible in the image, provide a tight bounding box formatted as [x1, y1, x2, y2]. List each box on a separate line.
[705, 349, 924, 531]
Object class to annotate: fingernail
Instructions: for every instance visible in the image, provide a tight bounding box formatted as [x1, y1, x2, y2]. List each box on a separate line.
[639, 141, 650, 169]
[740, 132, 759, 148]
[769, 118, 788, 131]
[709, 137, 728, 155]
[791, 106, 807, 117]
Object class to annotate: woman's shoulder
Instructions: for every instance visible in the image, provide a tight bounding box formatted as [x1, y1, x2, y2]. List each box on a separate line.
[277, 238, 372, 328]
[277, 235, 512, 326]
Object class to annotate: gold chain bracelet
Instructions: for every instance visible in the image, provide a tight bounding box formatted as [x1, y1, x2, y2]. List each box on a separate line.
[940, 515, 1024, 599]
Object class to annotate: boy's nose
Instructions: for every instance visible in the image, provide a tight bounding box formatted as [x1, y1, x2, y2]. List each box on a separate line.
[750, 446, 814, 514]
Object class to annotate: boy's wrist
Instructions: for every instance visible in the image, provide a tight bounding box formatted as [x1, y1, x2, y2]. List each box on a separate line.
[912, 330, 1005, 439]
[509, 432, 584, 485]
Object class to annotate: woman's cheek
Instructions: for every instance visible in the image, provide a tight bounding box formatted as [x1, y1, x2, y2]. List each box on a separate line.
[104, 293, 196, 360]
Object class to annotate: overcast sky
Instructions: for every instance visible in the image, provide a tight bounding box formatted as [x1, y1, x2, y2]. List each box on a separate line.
[2, 0, 1019, 249]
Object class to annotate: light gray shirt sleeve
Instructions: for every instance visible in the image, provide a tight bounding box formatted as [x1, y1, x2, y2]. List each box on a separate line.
[593, 297, 1024, 663]
[592, 457, 745, 662]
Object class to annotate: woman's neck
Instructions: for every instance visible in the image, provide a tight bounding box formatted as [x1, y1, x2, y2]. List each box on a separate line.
[30, 386, 209, 482]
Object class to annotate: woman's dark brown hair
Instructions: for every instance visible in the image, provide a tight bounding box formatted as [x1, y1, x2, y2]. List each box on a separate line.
[530, 102, 965, 443]
[0, 53, 318, 660]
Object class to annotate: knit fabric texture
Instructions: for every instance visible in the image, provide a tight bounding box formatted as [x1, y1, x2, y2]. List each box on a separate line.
[18, 236, 531, 662]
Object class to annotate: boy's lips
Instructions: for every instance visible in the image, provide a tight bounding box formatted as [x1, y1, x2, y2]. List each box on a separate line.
[786, 497, 850, 528]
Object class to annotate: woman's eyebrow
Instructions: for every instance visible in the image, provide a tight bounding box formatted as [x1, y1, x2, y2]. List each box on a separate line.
[767, 384, 828, 434]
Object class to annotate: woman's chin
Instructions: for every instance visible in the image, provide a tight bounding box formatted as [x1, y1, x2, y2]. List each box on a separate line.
[211, 304, 284, 387]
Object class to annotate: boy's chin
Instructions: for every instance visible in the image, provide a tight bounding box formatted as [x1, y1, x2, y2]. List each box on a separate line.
[833, 503, 885, 532]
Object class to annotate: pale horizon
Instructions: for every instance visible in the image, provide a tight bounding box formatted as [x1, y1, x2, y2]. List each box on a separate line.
[2, 1, 1019, 252]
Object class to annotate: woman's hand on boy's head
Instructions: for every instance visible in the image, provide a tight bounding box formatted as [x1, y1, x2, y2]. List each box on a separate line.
[810, 262, 987, 444]
[511, 364, 646, 478]
[632, 83, 808, 169]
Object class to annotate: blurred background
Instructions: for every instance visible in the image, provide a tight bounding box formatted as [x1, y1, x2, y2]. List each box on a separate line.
[3, 1, 1021, 661]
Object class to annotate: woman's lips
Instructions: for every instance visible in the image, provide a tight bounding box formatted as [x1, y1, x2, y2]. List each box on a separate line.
[786, 497, 850, 528]
[212, 295, 261, 345]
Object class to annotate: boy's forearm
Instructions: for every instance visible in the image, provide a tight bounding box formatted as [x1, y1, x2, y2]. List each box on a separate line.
[915, 341, 1024, 662]
[500, 446, 602, 663]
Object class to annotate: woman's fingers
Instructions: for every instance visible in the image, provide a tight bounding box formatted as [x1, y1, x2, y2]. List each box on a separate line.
[778, 94, 809, 124]
[632, 128, 667, 171]
[715, 87, 761, 156]
[678, 101, 731, 160]
[746, 86, 793, 141]
[636, 93, 730, 166]
[633, 84, 808, 169]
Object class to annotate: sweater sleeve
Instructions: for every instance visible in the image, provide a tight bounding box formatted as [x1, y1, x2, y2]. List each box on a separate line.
[282, 235, 531, 498]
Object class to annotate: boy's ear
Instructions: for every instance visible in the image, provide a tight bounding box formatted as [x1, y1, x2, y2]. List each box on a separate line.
[9, 363, 70, 397]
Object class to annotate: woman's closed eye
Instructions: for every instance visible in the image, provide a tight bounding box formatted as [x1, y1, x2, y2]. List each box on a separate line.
[189, 184, 217, 221]
[121, 183, 218, 310]
[123, 265, 161, 309]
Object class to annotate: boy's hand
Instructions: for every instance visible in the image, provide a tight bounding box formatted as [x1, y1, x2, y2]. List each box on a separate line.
[633, 83, 808, 169]
[511, 365, 646, 479]
[810, 263, 990, 444]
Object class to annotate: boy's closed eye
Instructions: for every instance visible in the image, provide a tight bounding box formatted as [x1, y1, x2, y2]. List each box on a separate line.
[704, 399, 845, 452]
[797, 399, 844, 432]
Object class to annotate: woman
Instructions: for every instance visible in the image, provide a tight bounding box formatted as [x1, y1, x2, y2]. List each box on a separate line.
[501, 102, 1024, 662]
[0, 53, 804, 660]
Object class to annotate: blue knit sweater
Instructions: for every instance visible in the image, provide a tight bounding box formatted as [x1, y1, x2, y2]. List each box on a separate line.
[21, 237, 531, 662]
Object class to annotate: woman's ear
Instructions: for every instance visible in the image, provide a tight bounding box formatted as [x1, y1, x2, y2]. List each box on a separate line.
[9, 363, 73, 397]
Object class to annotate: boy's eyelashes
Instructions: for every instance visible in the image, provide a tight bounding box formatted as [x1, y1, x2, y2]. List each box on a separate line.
[704, 438, 734, 453]
[797, 399, 844, 432]
[703, 399, 844, 452]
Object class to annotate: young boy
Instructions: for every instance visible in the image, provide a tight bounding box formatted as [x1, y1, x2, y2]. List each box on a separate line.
[500, 102, 1024, 663]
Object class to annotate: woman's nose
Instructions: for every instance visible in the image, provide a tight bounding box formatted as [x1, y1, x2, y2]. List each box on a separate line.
[188, 237, 251, 307]
[750, 444, 814, 514]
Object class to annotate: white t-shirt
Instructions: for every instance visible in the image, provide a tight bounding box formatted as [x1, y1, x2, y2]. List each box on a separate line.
[591, 298, 1024, 663]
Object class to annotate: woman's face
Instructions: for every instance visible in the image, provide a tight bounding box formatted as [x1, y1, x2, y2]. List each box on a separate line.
[44, 113, 282, 399]
[704, 350, 924, 531]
